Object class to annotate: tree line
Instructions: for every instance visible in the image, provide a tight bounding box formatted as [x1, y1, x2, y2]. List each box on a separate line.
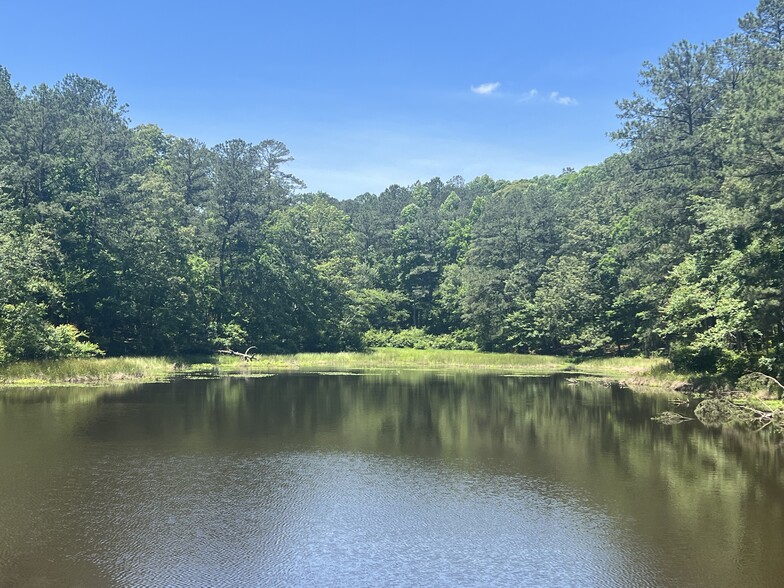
[1, 0, 783, 380]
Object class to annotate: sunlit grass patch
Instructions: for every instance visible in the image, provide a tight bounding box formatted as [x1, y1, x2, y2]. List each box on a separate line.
[4, 378, 49, 387]
[573, 356, 678, 380]
[0, 357, 177, 386]
[307, 371, 364, 376]
[219, 348, 570, 373]
[0, 349, 696, 391]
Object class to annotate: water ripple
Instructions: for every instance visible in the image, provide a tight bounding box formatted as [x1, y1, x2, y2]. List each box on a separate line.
[54, 452, 661, 587]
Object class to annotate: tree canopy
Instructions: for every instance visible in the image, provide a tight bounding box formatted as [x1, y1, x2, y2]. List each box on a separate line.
[1, 0, 783, 382]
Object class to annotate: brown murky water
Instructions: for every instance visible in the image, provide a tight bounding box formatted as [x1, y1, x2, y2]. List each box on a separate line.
[1, 372, 782, 586]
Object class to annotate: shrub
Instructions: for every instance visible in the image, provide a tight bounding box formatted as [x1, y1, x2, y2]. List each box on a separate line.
[0, 301, 104, 363]
[363, 328, 477, 350]
[47, 324, 104, 359]
[669, 343, 748, 379]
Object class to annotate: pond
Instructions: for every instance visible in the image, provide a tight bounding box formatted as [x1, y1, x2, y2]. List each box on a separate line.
[1, 372, 783, 586]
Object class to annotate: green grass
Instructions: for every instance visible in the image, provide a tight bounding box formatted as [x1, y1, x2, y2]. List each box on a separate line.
[0, 348, 690, 389]
[733, 395, 784, 411]
[215, 348, 569, 372]
[218, 349, 695, 390]
[0, 356, 177, 386]
[572, 356, 682, 382]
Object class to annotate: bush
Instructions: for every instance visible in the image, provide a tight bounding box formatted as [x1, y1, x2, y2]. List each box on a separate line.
[0, 304, 103, 364]
[669, 343, 748, 379]
[363, 328, 477, 350]
[47, 324, 104, 359]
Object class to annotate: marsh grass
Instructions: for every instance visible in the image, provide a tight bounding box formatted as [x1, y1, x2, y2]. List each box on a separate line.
[0, 348, 690, 389]
[0, 357, 176, 386]
[734, 396, 784, 411]
[573, 356, 680, 382]
[217, 348, 569, 373]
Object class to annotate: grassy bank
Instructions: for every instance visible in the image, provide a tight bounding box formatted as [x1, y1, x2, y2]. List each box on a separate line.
[574, 356, 684, 387]
[215, 348, 569, 372]
[0, 348, 688, 388]
[0, 357, 178, 386]
[216, 348, 685, 386]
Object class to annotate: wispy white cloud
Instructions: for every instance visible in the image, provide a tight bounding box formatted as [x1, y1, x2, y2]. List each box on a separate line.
[549, 91, 578, 106]
[471, 82, 501, 95]
[518, 89, 538, 102]
[468, 85, 577, 106]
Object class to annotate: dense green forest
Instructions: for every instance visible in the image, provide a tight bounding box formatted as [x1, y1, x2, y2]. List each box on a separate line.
[1, 0, 783, 380]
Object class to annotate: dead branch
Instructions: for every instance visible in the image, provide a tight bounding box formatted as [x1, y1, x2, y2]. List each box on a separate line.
[748, 371, 784, 393]
[218, 347, 257, 361]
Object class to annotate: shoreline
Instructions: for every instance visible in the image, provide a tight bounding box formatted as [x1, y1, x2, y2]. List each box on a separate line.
[3, 349, 780, 431]
[0, 348, 687, 390]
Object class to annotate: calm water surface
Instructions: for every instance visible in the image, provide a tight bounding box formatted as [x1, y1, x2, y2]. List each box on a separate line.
[1, 372, 783, 587]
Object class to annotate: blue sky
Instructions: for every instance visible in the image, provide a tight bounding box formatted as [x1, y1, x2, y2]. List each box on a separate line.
[1, 0, 758, 199]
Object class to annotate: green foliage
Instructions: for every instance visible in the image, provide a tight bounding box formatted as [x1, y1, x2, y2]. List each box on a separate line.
[0, 0, 783, 379]
[213, 320, 249, 351]
[47, 325, 104, 359]
[532, 255, 610, 354]
[352, 288, 410, 331]
[0, 303, 102, 363]
[0, 224, 103, 362]
[364, 328, 477, 350]
[669, 343, 745, 378]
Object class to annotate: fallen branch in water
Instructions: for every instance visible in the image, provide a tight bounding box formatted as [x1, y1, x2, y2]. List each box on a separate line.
[217, 346, 257, 361]
[652, 411, 693, 425]
[747, 371, 784, 395]
[694, 395, 784, 434]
